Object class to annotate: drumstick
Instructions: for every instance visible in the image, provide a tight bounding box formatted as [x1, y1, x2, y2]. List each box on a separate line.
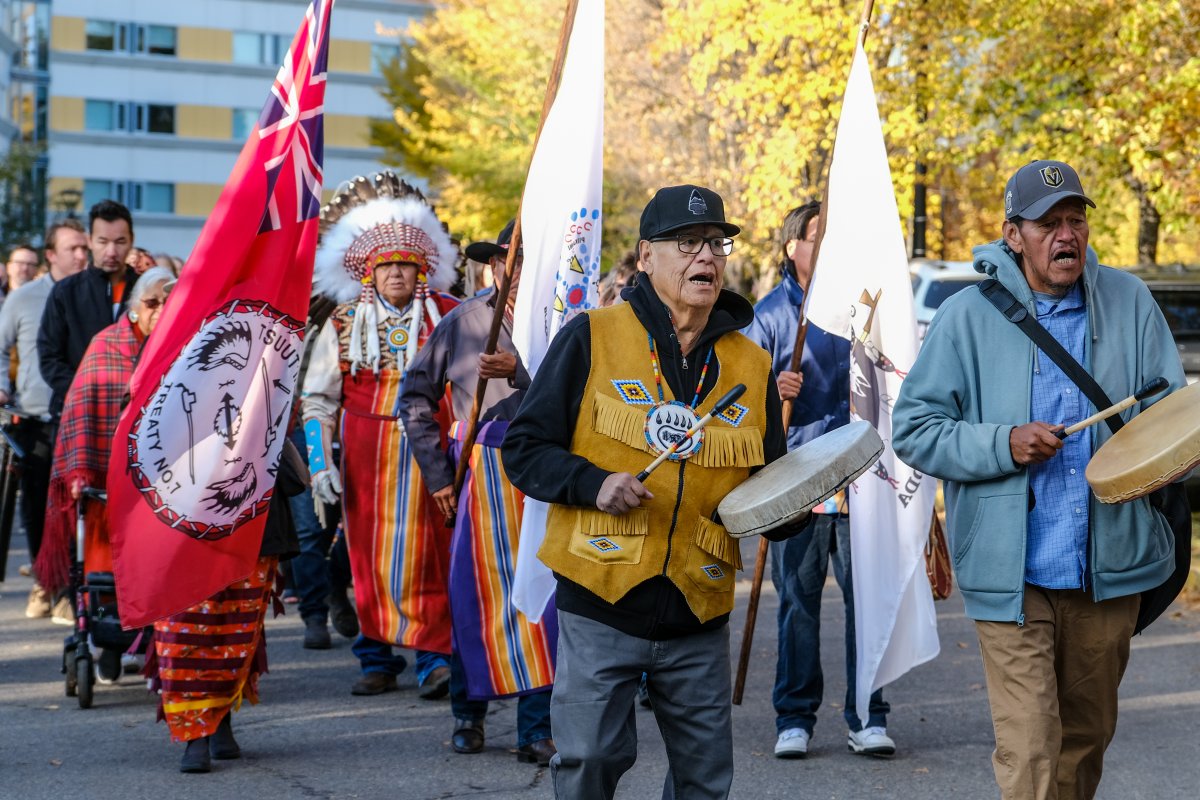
[1057, 377, 1168, 439]
[635, 384, 746, 482]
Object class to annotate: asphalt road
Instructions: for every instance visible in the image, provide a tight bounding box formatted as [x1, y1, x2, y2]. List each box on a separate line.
[3, 531, 1199, 800]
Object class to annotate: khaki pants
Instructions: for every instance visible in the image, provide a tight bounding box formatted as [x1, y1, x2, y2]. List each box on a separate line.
[975, 585, 1138, 800]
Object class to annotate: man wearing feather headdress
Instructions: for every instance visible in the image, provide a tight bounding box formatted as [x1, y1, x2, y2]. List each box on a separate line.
[301, 173, 459, 697]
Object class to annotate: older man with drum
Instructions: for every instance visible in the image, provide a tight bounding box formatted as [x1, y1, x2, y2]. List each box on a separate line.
[893, 160, 1187, 800]
[503, 185, 810, 799]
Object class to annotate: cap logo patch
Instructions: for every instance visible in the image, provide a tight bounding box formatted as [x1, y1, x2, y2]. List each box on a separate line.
[688, 189, 708, 216]
[1040, 166, 1064, 188]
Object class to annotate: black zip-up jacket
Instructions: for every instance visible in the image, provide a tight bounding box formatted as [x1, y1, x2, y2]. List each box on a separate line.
[37, 265, 138, 416]
[503, 277, 797, 640]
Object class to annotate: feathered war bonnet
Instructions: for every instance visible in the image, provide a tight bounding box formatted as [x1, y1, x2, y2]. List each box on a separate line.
[314, 172, 456, 375]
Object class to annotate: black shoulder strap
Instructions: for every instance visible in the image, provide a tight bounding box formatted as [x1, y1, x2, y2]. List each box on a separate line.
[977, 278, 1122, 434]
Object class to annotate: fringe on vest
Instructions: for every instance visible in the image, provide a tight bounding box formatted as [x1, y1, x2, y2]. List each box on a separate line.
[591, 393, 764, 470]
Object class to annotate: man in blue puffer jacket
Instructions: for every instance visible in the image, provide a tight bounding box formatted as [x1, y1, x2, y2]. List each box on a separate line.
[894, 160, 1185, 800]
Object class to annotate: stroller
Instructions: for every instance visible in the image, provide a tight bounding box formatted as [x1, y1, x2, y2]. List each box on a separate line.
[61, 488, 149, 708]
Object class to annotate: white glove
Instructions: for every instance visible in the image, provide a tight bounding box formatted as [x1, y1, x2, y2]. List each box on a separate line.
[311, 466, 343, 507]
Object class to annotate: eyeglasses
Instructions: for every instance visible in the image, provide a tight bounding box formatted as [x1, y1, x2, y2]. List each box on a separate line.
[141, 297, 164, 310]
[649, 234, 734, 257]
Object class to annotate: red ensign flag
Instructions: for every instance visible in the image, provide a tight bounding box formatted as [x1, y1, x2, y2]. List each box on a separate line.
[108, 0, 332, 628]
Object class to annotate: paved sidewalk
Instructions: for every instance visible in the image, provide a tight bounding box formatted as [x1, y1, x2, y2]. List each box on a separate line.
[3, 532, 1198, 799]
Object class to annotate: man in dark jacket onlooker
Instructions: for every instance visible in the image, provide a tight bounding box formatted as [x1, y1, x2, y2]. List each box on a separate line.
[37, 200, 139, 415]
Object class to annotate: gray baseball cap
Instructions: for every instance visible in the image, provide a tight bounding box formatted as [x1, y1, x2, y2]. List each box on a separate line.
[1004, 160, 1095, 221]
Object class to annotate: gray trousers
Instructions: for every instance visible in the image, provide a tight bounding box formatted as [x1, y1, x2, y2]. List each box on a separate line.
[550, 610, 733, 800]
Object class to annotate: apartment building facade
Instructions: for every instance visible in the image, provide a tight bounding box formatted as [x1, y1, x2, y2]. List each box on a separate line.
[22, 0, 425, 256]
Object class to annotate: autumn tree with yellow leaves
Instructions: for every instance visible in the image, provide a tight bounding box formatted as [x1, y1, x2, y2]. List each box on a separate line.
[373, 0, 1200, 295]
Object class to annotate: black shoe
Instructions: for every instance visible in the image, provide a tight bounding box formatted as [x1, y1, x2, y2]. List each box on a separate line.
[351, 672, 398, 696]
[328, 591, 359, 639]
[417, 665, 451, 700]
[209, 713, 241, 760]
[302, 617, 332, 650]
[516, 738, 556, 766]
[96, 648, 121, 685]
[180, 737, 212, 773]
[452, 719, 485, 754]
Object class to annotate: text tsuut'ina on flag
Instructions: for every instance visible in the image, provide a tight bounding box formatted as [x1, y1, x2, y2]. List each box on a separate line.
[510, 0, 605, 621]
[108, 0, 332, 629]
[804, 41, 940, 725]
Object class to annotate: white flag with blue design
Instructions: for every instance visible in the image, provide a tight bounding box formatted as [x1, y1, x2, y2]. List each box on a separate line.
[511, 0, 605, 620]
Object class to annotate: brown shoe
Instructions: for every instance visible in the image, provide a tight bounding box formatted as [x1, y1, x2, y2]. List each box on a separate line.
[417, 665, 451, 699]
[25, 583, 51, 618]
[516, 738, 556, 766]
[350, 672, 398, 696]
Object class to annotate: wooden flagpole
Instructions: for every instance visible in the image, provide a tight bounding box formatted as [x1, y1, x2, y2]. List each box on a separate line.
[449, 0, 582, 510]
[733, 0, 877, 706]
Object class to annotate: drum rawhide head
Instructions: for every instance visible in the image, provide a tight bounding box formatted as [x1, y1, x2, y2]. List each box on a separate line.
[1086, 381, 1200, 504]
[718, 420, 884, 538]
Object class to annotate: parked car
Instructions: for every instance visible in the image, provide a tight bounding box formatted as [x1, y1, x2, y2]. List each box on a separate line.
[1129, 265, 1200, 385]
[910, 258, 984, 341]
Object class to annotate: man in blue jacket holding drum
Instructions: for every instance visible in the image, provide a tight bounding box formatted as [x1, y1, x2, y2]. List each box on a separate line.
[893, 160, 1186, 800]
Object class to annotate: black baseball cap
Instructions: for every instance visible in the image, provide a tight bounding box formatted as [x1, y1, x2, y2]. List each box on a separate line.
[1004, 160, 1095, 221]
[465, 218, 516, 262]
[639, 184, 741, 241]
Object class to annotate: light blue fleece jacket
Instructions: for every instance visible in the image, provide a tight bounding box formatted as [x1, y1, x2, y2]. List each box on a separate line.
[892, 241, 1186, 623]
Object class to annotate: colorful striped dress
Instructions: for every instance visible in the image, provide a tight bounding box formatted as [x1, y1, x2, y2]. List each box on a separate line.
[450, 420, 556, 699]
[302, 294, 459, 654]
[150, 557, 277, 742]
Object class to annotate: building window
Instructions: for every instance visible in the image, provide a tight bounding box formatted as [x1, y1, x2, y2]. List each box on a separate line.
[233, 32, 284, 66]
[83, 180, 175, 214]
[83, 179, 117, 210]
[84, 20, 177, 57]
[140, 25, 177, 56]
[140, 183, 175, 214]
[83, 101, 175, 135]
[85, 20, 123, 52]
[141, 104, 175, 134]
[370, 44, 400, 75]
[84, 99, 121, 131]
[232, 108, 258, 140]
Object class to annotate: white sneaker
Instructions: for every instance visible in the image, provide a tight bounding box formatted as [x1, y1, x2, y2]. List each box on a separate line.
[774, 727, 810, 759]
[847, 726, 895, 758]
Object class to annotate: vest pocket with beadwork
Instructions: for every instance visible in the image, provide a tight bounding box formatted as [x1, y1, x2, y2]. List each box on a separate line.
[566, 507, 649, 565]
[685, 516, 742, 592]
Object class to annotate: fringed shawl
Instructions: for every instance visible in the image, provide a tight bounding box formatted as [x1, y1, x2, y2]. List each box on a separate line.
[35, 317, 143, 592]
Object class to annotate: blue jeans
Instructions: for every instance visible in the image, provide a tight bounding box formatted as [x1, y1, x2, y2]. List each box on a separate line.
[450, 650, 552, 747]
[771, 513, 889, 735]
[352, 636, 448, 685]
[287, 427, 350, 623]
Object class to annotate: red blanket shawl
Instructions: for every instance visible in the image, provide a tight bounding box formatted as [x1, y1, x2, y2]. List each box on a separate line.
[36, 317, 143, 592]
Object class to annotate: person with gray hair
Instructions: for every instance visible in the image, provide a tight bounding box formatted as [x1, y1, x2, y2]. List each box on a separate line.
[34, 265, 175, 636]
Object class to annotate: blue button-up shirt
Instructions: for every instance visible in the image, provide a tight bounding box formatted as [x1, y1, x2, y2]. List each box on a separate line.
[1026, 282, 1091, 589]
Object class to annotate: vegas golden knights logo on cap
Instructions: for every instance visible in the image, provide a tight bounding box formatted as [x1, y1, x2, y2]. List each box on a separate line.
[1039, 166, 1064, 188]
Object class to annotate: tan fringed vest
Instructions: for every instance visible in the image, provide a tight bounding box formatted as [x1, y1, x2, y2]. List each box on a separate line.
[539, 301, 772, 623]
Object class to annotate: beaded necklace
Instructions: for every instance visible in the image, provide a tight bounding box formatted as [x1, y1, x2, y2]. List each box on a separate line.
[647, 331, 712, 409]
